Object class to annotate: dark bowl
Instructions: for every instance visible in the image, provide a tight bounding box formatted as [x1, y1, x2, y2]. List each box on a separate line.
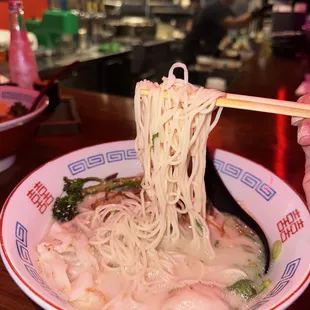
[0, 86, 49, 172]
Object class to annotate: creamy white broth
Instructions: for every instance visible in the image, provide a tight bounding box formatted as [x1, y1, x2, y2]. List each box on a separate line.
[38, 64, 270, 310]
[37, 192, 267, 310]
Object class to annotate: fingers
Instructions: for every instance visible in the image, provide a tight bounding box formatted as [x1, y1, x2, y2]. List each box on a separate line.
[291, 95, 310, 209]
[297, 119, 310, 146]
[291, 94, 310, 126]
[298, 94, 310, 103]
[302, 141, 310, 209]
[292, 95, 310, 146]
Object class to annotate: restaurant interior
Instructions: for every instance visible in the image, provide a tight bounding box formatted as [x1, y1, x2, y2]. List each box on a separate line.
[0, 0, 309, 310]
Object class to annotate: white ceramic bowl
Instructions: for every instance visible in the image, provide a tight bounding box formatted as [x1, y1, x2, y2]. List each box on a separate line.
[0, 140, 309, 310]
[0, 86, 49, 173]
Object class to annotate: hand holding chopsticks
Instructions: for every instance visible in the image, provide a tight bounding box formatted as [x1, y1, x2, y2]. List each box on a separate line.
[139, 89, 310, 119]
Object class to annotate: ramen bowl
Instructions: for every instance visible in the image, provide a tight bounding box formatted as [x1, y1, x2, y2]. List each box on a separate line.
[0, 140, 309, 310]
[0, 86, 49, 173]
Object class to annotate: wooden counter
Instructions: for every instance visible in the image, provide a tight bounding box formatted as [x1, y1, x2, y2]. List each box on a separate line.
[0, 53, 308, 309]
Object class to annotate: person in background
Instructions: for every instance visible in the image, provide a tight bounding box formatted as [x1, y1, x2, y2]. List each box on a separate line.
[182, 0, 269, 65]
[292, 94, 310, 210]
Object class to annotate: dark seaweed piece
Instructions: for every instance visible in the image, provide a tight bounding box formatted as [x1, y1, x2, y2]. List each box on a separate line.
[204, 149, 270, 273]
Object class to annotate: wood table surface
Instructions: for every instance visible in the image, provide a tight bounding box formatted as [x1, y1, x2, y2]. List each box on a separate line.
[0, 54, 309, 309]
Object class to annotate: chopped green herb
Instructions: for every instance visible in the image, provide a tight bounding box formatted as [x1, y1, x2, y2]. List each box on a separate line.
[272, 240, 282, 260]
[256, 283, 265, 293]
[263, 279, 272, 289]
[152, 133, 159, 145]
[227, 279, 257, 301]
[257, 279, 272, 293]
[214, 240, 220, 247]
[196, 220, 203, 234]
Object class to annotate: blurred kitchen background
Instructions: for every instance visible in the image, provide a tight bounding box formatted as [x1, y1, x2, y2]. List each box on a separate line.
[0, 0, 309, 97]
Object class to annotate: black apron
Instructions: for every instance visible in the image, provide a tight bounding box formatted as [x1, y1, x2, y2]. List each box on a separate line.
[182, 0, 234, 65]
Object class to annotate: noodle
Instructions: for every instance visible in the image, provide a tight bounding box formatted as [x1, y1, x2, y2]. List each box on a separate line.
[88, 63, 225, 288]
[134, 63, 224, 256]
[37, 63, 265, 310]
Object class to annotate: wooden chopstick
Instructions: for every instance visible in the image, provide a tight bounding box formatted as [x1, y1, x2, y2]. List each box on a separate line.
[216, 97, 310, 118]
[139, 90, 310, 118]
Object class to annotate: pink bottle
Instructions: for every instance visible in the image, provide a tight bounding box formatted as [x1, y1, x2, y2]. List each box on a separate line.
[8, 0, 38, 88]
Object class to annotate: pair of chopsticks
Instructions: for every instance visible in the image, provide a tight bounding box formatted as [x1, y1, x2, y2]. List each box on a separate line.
[139, 90, 310, 118]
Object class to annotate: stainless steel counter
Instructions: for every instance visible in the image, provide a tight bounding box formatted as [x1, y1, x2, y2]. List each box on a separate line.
[0, 39, 177, 77]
